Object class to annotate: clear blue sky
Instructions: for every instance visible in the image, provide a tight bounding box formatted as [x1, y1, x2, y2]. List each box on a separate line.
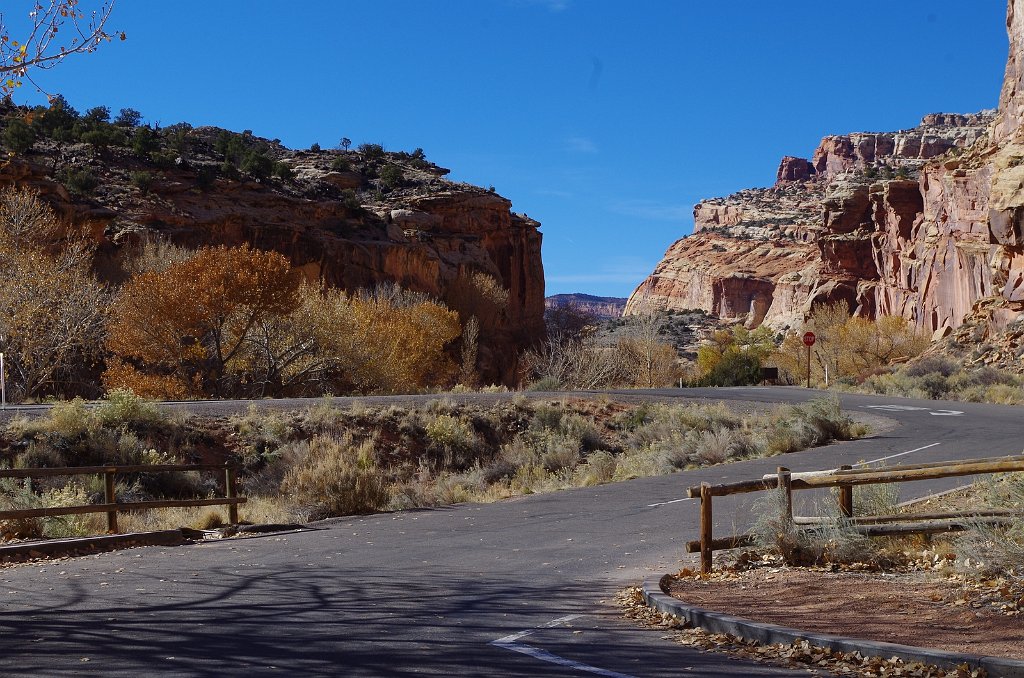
[14, 1, 1011, 298]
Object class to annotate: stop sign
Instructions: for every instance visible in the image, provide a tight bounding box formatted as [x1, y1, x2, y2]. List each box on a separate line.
[803, 331, 816, 347]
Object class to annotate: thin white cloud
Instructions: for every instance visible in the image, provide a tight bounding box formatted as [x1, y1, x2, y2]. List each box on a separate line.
[565, 136, 598, 154]
[609, 200, 693, 222]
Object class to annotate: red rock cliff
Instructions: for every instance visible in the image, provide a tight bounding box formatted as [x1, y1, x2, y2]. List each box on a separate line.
[627, 1, 1024, 337]
[0, 127, 545, 385]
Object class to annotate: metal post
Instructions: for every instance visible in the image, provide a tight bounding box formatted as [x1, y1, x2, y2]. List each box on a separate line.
[699, 482, 713, 574]
[104, 470, 118, 534]
[806, 344, 811, 389]
[1, 351, 6, 409]
[226, 466, 239, 524]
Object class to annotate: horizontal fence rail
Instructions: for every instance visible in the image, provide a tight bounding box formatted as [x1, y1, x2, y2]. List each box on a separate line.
[0, 464, 245, 534]
[690, 454, 1024, 573]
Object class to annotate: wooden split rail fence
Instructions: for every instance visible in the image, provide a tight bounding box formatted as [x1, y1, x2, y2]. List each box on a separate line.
[0, 464, 246, 534]
[686, 454, 1024, 573]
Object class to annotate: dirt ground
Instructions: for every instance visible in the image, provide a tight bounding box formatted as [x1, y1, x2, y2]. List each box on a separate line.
[667, 567, 1024, 659]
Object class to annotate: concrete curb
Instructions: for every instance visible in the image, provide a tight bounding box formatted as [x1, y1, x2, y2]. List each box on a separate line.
[0, 529, 186, 562]
[642, 576, 1024, 678]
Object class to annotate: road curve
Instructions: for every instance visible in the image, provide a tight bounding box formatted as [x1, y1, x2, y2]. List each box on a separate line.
[0, 387, 1019, 677]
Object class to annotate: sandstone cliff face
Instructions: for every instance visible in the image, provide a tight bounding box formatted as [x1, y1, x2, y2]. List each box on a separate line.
[0, 125, 544, 385]
[626, 2, 1023, 337]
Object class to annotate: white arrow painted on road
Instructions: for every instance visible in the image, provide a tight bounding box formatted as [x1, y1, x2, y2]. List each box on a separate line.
[864, 405, 963, 416]
[491, 615, 637, 678]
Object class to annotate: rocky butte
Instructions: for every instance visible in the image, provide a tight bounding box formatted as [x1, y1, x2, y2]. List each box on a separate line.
[0, 112, 545, 385]
[545, 293, 627, 320]
[626, 0, 1024, 349]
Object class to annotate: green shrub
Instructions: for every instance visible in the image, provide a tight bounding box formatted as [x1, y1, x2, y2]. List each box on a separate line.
[701, 350, 762, 386]
[131, 126, 160, 159]
[83, 106, 111, 125]
[357, 142, 385, 160]
[241, 150, 274, 180]
[114, 108, 143, 127]
[129, 170, 155, 193]
[379, 163, 404, 189]
[195, 165, 217, 190]
[330, 157, 350, 172]
[272, 162, 295, 180]
[58, 167, 99, 196]
[2, 118, 35, 153]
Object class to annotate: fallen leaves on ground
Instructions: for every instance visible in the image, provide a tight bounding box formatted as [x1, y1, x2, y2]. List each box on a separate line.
[615, 586, 987, 677]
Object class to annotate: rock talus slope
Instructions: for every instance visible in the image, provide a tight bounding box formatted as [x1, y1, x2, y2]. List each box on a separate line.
[627, 0, 1024, 339]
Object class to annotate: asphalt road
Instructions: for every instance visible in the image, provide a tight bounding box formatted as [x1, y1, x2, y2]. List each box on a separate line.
[0, 387, 1020, 677]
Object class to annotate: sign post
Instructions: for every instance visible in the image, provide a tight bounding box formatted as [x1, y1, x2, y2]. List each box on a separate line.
[1, 351, 5, 409]
[802, 332, 816, 389]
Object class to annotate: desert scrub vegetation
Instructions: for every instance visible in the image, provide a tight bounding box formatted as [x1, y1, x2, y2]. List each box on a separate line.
[842, 355, 1024, 405]
[0, 394, 865, 539]
[0, 390, 219, 540]
[230, 395, 865, 523]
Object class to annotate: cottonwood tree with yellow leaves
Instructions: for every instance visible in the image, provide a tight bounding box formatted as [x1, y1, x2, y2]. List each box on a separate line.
[774, 301, 928, 386]
[0, 1, 123, 95]
[105, 245, 304, 399]
[106, 246, 463, 399]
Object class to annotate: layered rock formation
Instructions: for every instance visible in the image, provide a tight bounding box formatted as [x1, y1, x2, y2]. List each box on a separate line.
[627, 1, 1024, 338]
[545, 293, 627, 320]
[0, 121, 544, 384]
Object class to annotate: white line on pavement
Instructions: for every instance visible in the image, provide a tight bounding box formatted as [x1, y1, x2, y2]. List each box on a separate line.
[647, 497, 694, 508]
[491, 614, 638, 678]
[854, 442, 940, 467]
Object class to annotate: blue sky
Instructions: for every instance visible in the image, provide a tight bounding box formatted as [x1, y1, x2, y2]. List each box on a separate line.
[13, 1, 1011, 298]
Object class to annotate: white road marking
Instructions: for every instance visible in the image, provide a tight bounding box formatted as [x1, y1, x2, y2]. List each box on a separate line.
[491, 614, 638, 678]
[853, 442, 940, 467]
[647, 497, 694, 508]
[864, 405, 930, 412]
[863, 405, 963, 416]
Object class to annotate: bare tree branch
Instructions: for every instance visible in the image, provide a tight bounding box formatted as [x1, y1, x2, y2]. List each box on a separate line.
[0, 1, 123, 96]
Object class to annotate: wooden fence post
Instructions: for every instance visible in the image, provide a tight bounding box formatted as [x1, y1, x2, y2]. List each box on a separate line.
[104, 470, 118, 534]
[777, 466, 793, 525]
[225, 466, 239, 525]
[838, 464, 853, 518]
[699, 482, 713, 574]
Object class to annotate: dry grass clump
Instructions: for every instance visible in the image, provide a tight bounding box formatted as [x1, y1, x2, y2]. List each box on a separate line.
[952, 472, 1024, 576]
[749, 487, 882, 568]
[280, 434, 391, 520]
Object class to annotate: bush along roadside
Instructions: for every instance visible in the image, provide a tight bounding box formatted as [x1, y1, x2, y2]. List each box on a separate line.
[0, 394, 867, 537]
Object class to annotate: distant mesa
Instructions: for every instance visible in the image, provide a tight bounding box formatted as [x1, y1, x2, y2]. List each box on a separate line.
[545, 293, 627, 319]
